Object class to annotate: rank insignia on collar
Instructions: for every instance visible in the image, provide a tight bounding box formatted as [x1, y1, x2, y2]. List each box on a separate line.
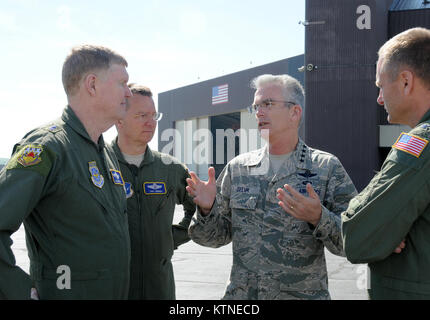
[124, 182, 134, 199]
[89, 161, 104, 188]
[17, 145, 43, 167]
[143, 182, 167, 195]
[110, 169, 124, 186]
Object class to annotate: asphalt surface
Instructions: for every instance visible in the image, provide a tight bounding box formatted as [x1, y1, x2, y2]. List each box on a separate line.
[10, 206, 368, 300]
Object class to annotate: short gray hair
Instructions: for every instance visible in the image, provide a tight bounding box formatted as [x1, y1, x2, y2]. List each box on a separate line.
[251, 74, 305, 112]
[62, 44, 128, 96]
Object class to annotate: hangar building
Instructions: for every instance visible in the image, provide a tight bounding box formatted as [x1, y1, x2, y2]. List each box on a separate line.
[158, 0, 430, 190]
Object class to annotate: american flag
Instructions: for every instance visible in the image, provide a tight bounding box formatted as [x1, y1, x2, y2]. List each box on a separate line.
[212, 84, 228, 105]
[393, 133, 428, 158]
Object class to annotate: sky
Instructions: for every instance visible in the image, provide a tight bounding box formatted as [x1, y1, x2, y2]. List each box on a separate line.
[0, 0, 305, 158]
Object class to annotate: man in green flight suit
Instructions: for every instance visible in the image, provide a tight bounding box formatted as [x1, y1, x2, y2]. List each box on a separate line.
[0, 45, 132, 299]
[341, 27, 430, 299]
[108, 84, 196, 300]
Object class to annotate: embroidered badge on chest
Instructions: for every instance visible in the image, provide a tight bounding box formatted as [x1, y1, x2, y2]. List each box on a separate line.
[17, 145, 43, 167]
[124, 182, 134, 199]
[110, 169, 124, 185]
[88, 161, 104, 188]
[143, 182, 167, 195]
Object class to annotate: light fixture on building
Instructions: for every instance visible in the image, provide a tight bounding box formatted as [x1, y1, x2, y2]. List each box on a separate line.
[298, 64, 318, 72]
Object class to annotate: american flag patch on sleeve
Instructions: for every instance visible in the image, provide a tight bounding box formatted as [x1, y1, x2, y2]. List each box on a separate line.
[392, 132, 428, 158]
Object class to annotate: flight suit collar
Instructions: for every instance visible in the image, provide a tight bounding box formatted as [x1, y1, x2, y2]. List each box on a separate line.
[62, 106, 105, 151]
[111, 137, 155, 168]
[418, 108, 430, 126]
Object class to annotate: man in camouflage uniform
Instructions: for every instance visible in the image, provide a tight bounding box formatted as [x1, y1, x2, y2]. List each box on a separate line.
[186, 74, 357, 300]
[342, 27, 430, 299]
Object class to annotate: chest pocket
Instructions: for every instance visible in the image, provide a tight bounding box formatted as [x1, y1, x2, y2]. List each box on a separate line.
[229, 185, 260, 210]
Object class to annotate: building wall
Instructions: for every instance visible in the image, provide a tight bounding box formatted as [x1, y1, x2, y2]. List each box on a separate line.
[305, 0, 393, 191]
[158, 0, 428, 191]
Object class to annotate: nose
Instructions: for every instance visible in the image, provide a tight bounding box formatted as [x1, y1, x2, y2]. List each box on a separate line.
[377, 89, 384, 106]
[125, 86, 133, 98]
[255, 106, 266, 118]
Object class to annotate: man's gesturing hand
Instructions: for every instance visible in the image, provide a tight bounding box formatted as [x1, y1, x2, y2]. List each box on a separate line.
[186, 167, 217, 216]
[277, 183, 322, 226]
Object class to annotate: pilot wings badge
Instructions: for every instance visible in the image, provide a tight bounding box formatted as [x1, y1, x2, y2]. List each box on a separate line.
[143, 182, 167, 195]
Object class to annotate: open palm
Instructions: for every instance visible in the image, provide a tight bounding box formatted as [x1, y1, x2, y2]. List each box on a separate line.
[186, 167, 217, 215]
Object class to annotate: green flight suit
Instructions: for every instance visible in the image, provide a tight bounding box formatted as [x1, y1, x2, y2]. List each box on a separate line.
[109, 140, 196, 300]
[0, 106, 130, 300]
[342, 109, 430, 299]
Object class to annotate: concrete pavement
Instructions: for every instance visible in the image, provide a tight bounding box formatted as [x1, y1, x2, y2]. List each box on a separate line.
[10, 206, 368, 300]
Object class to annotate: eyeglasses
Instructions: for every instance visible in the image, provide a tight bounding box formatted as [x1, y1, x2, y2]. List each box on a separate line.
[247, 99, 297, 113]
[133, 112, 163, 121]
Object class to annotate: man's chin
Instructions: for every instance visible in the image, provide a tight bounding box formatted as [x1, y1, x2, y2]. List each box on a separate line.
[258, 128, 270, 140]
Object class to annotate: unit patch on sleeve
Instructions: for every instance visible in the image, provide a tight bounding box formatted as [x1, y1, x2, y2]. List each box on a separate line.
[392, 132, 428, 158]
[17, 145, 43, 167]
[143, 182, 167, 195]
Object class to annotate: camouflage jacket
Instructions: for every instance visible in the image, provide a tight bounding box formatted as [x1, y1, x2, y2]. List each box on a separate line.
[189, 139, 357, 300]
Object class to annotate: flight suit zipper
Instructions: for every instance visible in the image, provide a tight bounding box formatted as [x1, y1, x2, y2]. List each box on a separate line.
[129, 164, 144, 298]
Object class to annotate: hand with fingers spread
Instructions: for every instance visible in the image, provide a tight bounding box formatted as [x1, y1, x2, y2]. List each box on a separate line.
[277, 182, 322, 226]
[186, 167, 217, 215]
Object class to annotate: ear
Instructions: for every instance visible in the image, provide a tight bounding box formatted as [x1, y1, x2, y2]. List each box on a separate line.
[83, 73, 97, 97]
[291, 105, 302, 122]
[399, 70, 414, 96]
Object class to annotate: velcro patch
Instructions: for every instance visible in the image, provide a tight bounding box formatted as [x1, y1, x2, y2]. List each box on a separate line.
[143, 182, 166, 195]
[17, 145, 43, 167]
[393, 132, 428, 158]
[110, 169, 124, 185]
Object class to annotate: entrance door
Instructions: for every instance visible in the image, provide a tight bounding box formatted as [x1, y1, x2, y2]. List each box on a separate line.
[210, 112, 240, 178]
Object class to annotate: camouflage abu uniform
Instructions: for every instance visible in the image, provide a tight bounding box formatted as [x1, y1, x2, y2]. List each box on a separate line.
[189, 139, 357, 300]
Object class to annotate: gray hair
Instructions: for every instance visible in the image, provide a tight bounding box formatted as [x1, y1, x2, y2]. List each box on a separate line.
[250, 74, 305, 111]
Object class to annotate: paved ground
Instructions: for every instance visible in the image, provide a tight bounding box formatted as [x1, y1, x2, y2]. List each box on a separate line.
[10, 206, 368, 300]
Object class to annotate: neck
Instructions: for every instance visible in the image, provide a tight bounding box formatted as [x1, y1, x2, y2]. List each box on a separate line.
[117, 135, 148, 155]
[268, 132, 299, 155]
[403, 82, 430, 128]
[69, 100, 111, 144]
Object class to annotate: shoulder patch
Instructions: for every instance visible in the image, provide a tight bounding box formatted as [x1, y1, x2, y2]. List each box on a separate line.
[392, 132, 428, 158]
[16, 145, 44, 167]
[6, 144, 54, 177]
